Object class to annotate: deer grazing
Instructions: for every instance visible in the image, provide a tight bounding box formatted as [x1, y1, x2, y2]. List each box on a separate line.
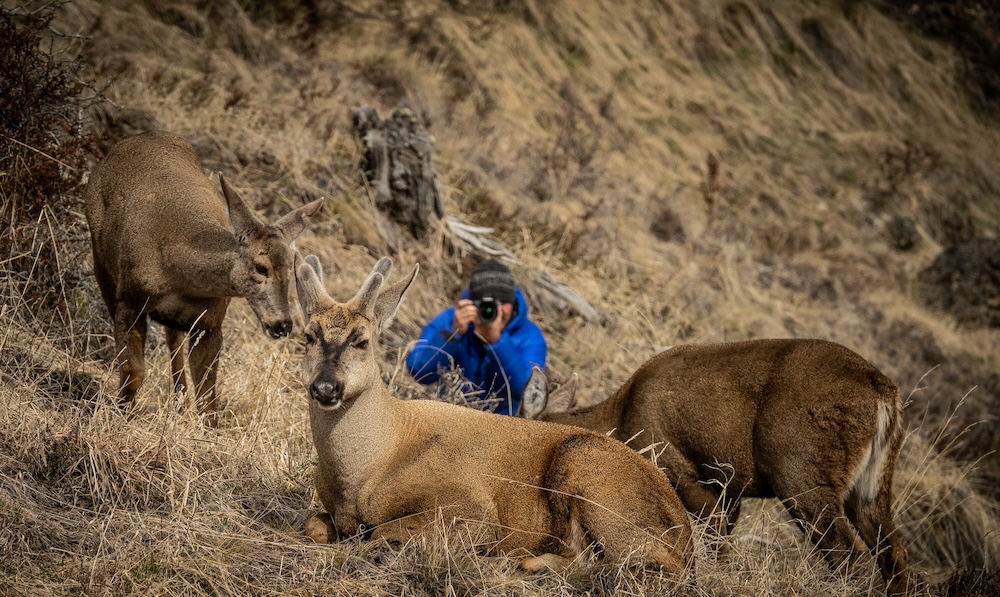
[295, 255, 693, 579]
[520, 340, 910, 595]
[85, 131, 323, 425]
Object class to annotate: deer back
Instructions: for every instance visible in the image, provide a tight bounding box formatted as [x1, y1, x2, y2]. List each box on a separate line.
[528, 339, 899, 494]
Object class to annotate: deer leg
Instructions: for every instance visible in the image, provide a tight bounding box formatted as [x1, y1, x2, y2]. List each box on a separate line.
[114, 306, 148, 407]
[164, 327, 188, 397]
[369, 510, 444, 545]
[845, 489, 910, 595]
[545, 434, 693, 582]
[676, 479, 734, 554]
[763, 435, 876, 582]
[655, 445, 734, 542]
[370, 503, 502, 559]
[187, 325, 222, 426]
[662, 450, 734, 553]
[781, 490, 867, 577]
[519, 553, 573, 572]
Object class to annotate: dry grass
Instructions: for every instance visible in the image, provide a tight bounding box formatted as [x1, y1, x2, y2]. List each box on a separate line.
[2, 0, 1000, 594]
[4, 303, 999, 595]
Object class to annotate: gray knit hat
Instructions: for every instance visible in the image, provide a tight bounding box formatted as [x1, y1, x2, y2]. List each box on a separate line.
[469, 259, 516, 305]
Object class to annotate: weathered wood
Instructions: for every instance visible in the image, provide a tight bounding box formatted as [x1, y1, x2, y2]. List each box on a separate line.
[445, 217, 600, 323]
[352, 105, 444, 239]
[351, 105, 597, 322]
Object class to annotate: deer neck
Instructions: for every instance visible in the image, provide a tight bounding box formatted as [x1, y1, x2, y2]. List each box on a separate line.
[164, 228, 243, 298]
[545, 384, 626, 436]
[309, 385, 402, 485]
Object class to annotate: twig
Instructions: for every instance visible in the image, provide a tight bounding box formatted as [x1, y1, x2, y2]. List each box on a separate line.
[1, 134, 77, 171]
[444, 216, 600, 322]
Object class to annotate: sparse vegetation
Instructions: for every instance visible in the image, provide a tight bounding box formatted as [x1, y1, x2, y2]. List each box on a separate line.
[1, 0, 999, 595]
[1, 0, 99, 336]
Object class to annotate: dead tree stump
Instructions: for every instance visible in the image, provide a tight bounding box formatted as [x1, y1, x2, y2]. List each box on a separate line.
[350, 105, 598, 323]
[352, 105, 444, 239]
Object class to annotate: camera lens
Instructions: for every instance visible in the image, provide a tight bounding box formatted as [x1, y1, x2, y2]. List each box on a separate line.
[480, 305, 496, 322]
[475, 297, 498, 323]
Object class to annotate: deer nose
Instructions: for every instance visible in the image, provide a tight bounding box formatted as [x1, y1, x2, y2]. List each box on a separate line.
[310, 379, 343, 405]
[265, 320, 294, 338]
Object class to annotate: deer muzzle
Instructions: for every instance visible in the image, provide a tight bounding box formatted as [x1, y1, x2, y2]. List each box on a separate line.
[264, 320, 294, 339]
[309, 378, 344, 408]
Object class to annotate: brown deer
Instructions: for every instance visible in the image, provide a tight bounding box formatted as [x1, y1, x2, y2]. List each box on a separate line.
[520, 340, 910, 595]
[295, 255, 693, 579]
[85, 131, 323, 425]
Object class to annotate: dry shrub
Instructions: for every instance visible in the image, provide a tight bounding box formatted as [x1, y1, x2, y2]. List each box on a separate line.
[875, 0, 1000, 119]
[0, 319, 320, 595]
[938, 569, 1000, 597]
[0, 1, 102, 347]
[4, 248, 1000, 597]
[917, 239, 1000, 328]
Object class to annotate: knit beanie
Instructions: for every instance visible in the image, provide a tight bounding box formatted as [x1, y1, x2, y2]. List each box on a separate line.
[469, 259, 516, 305]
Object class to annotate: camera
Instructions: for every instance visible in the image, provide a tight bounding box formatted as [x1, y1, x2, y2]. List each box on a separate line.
[473, 297, 499, 323]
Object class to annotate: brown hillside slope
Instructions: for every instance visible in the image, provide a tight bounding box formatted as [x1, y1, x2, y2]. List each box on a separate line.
[1, 0, 999, 594]
[67, 0, 1000, 470]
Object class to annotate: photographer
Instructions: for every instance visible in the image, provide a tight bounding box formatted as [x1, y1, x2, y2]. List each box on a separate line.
[405, 259, 547, 416]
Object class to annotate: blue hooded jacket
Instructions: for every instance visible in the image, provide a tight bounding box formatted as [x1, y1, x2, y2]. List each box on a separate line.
[405, 287, 546, 416]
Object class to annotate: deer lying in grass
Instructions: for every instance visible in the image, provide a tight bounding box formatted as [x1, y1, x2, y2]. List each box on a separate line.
[295, 255, 693, 579]
[85, 131, 323, 425]
[520, 340, 910, 595]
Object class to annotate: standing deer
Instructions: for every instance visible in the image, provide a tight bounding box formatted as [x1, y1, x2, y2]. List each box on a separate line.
[520, 340, 910, 595]
[295, 255, 693, 579]
[85, 131, 323, 425]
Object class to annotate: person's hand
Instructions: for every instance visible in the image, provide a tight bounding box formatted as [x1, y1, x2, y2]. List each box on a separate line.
[452, 299, 478, 335]
[473, 303, 510, 344]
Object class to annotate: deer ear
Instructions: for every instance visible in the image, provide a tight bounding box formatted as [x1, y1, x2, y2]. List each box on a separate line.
[220, 173, 264, 236]
[543, 372, 580, 414]
[304, 254, 323, 284]
[296, 256, 332, 316]
[275, 197, 325, 240]
[519, 365, 549, 419]
[372, 256, 392, 278]
[374, 262, 418, 330]
[560, 373, 580, 410]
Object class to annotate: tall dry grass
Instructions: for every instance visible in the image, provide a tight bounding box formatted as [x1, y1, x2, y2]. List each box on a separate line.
[2, 0, 1000, 594]
[3, 263, 999, 595]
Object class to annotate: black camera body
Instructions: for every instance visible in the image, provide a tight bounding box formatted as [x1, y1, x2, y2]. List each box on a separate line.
[473, 297, 499, 323]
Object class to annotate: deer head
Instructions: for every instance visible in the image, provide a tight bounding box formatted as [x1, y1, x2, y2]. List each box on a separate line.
[295, 255, 418, 410]
[221, 174, 324, 338]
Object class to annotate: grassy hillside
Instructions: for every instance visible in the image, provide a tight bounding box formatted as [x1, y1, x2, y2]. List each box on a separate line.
[2, 0, 999, 594]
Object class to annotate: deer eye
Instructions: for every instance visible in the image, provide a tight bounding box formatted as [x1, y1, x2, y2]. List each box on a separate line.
[254, 264, 269, 277]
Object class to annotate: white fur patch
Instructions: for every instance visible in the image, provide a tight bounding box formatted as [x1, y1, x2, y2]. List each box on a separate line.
[847, 401, 892, 503]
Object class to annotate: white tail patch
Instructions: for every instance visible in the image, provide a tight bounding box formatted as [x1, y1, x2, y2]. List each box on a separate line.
[847, 400, 893, 503]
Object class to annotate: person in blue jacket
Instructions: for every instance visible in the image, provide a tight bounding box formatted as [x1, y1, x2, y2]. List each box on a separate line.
[406, 259, 546, 416]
